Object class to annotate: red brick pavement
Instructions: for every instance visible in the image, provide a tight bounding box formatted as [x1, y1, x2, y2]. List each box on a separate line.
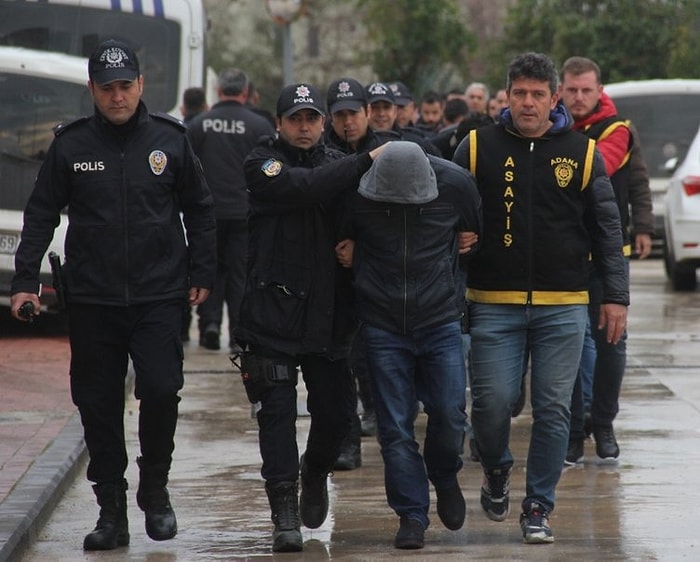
[0, 335, 73, 503]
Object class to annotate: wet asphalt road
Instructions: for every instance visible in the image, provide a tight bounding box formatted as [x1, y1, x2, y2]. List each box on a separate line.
[18, 259, 700, 560]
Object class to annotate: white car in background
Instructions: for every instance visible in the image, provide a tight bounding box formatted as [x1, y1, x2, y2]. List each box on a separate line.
[663, 125, 700, 291]
[605, 79, 700, 250]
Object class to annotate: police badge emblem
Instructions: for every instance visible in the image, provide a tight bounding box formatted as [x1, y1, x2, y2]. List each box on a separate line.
[149, 150, 167, 175]
[261, 158, 282, 177]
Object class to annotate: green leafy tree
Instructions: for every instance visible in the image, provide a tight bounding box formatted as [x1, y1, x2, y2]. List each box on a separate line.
[355, 0, 475, 97]
[482, 0, 697, 89]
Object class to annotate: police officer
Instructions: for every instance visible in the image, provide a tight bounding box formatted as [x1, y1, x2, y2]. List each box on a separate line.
[186, 68, 275, 351]
[237, 82, 386, 552]
[10, 39, 216, 551]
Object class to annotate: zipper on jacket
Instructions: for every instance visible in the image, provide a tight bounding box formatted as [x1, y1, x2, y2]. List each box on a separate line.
[526, 140, 534, 305]
[402, 208, 408, 334]
[121, 145, 129, 304]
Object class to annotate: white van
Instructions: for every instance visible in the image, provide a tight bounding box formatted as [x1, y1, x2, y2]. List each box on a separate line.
[604, 79, 700, 245]
[0, 47, 89, 310]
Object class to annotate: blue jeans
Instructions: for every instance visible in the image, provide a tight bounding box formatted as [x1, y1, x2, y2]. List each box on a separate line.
[469, 303, 587, 513]
[362, 320, 466, 529]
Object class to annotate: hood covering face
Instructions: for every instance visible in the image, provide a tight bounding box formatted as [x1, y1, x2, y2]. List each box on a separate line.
[358, 141, 437, 204]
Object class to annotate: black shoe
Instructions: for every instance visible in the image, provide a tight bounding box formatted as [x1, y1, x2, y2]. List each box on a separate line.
[360, 410, 377, 436]
[564, 438, 584, 466]
[333, 442, 361, 470]
[435, 482, 465, 530]
[512, 373, 527, 417]
[199, 325, 220, 350]
[480, 465, 511, 522]
[469, 437, 480, 462]
[593, 425, 620, 461]
[394, 517, 425, 549]
[299, 455, 329, 529]
[520, 501, 554, 544]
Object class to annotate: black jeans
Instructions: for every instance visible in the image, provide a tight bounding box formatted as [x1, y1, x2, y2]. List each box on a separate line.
[69, 300, 184, 483]
[255, 351, 354, 482]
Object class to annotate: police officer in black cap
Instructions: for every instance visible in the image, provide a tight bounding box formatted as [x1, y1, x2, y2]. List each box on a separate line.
[10, 39, 216, 551]
[237, 82, 387, 552]
[365, 81, 442, 156]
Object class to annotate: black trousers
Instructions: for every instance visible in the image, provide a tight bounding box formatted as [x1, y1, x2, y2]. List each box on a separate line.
[254, 351, 354, 482]
[68, 300, 184, 483]
[197, 219, 248, 343]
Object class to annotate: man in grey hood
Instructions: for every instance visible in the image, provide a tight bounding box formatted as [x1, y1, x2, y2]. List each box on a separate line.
[336, 141, 482, 549]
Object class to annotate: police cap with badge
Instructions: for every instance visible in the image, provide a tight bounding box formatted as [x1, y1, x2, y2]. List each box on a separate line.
[275, 83, 326, 117]
[326, 77, 367, 115]
[365, 82, 395, 105]
[88, 39, 141, 85]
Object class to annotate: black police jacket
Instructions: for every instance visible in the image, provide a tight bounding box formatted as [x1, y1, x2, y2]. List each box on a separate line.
[237, 136, 374, 358]
[12, 102, 217, 305]
[186, 100, 275, 220]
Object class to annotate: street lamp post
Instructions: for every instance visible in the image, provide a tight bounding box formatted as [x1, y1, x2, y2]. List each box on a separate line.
[265, 0, 303, 86]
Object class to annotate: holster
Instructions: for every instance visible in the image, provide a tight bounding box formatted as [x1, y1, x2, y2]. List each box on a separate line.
[231, 351, 298, 404]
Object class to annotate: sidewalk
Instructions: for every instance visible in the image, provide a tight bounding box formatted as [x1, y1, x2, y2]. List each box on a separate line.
[3, 259, 700, 560]
[0, 327, 79, 562]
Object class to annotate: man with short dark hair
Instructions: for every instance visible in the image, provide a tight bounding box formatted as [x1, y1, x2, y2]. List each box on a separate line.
[11, 39, 216, 551]
[237, 82, 386, 552]
[453, 52, 628, 544]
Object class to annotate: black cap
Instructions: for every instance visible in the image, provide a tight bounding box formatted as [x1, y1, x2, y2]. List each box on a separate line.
[326, 77, 366, 114]
[389, 81, 413, 106]
[88, 40, 140, 85]
[365, 82, 395, 105]
[276, 83, 326, 117]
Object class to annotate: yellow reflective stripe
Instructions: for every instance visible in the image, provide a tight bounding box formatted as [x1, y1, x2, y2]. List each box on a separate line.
[582, 138, 596, 190]
[469, 128, 477, 175]
[467, 288, 589, 305]
[623, 243, 631, 257]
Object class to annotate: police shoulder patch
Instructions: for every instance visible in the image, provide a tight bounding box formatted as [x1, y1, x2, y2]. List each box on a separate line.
[150, 111, 186, 131]
[261, 158, 283, 177]
[54, 116, 90, 136]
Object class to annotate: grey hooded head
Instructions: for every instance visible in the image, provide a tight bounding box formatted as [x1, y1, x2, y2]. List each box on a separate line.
[358, 141, 438, 204]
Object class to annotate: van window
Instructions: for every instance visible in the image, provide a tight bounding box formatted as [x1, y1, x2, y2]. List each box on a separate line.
[613, 94, 700, 176]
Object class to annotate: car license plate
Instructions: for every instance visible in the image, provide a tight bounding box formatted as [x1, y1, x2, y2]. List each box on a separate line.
[0, 231, 20, 255]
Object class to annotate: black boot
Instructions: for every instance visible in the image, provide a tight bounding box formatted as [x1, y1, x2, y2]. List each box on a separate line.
[299, 455, 329, 528]
[136, 457, 177, 541]
[83, 479, 130, 551]
[265, 481, 303, 552]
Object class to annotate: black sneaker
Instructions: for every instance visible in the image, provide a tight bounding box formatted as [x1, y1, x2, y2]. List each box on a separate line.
[593, 425, 620, 461]
[480, 466, 511, 521]
[299, 455, 329, 529]
[394, 517, 425, 549]
[520, 501, 554, 544]
[564, 438, 584, 466]
[435, 482, 465, 530]
[199, 325, 220, 350]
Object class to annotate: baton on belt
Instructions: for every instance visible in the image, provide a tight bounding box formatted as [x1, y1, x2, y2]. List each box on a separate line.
[48, 251, 66, 310]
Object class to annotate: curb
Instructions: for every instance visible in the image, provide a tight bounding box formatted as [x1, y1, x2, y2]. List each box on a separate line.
[0, 413, 85, 562]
